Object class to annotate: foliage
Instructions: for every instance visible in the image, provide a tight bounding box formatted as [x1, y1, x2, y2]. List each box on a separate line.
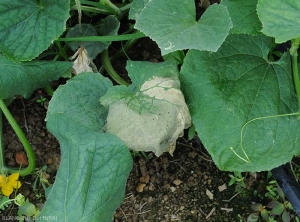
[0, 0, 300, 220]
[0, 0, 70, 61]
[249, 181, 300, 222]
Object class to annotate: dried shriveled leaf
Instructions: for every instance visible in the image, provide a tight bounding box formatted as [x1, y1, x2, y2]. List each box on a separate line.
[103, 76, 191, 156]
[71, 47, 93, 75]
[101, 61, 191, 156]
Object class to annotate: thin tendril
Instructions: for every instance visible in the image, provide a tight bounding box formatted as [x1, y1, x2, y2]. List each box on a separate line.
[231, 111, 300, 162]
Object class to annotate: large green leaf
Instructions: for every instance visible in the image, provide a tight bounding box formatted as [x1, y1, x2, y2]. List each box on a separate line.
[180, 34, 300, 172]
[0, 0, 69, 61]
[221, 0, 262, 35]
[40, 73, 132, 221]
[134, 1, 232, 55]
[0, 54, 72, 99]
[129, 0, 149, 20]
[257, 0, 300, 43]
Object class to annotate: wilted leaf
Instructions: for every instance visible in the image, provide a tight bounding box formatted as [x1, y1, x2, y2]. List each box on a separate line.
[71, 47, 93, 74]
[101, 61, 191, 156]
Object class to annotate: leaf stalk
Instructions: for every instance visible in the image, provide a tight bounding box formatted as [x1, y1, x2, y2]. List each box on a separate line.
[101, 49, 129, 86]
[0, 99, 36, 176]
[290, 37, 300, 112]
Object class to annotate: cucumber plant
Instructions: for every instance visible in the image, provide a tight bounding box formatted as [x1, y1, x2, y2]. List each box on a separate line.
[0, 0, 299, 221]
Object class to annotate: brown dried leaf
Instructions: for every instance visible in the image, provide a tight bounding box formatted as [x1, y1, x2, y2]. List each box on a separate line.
[71, 47, 93, 75]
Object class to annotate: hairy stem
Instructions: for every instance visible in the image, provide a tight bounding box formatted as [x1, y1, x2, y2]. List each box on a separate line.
[101, 49, 129, 86]
[58, 32, 145, 42]
[0, 99, 36, 176]
[290, 37, 300, 112]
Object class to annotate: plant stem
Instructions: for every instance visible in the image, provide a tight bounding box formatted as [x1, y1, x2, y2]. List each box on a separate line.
[58, 32, 145, 42]
[45, 84, 54, 96]
[55, 41, 69, 61]
[100, 0, 120, 14]
[0, 99, 36, 176]
[101, 49, 129, 86]
[0, 110, 5, 173]
[99, 38, 138, 74]
[290, 37, 300, 112]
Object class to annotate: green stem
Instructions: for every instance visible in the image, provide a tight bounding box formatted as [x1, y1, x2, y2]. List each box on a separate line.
[0, 198, 14, 209]
[290, 37, 300, 112]
[99, 38, 137, 74]
[100, 0, 120, 14]
[111, 38, 138, 61]
[45, 85, 54, 96]
[101, 49, 129, 86]
[58, 32, 146, 42]
[0, 110, 5, 173]
[55, 41, 69, 61]
[0, 99, 36, 176]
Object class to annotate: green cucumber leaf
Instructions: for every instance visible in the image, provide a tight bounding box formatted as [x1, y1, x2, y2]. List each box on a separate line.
[129, 0, 149, 20]
[257, 0, 300, 43]
[41, 73, 132, 221]
[221, 0, 262, 35]
[180, 34, 300, 172]
[0, 54, 72, 99]
[134, 1, 232, 55]
[126, 60, 180, 89]
[100, 61, 191, 156]
[0, 0, 69, 61]
[66, 16, 120, 59]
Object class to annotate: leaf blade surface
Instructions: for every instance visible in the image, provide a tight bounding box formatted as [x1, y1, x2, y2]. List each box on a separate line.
[0, 0, 69, 61]
[134, 1, 232, 55]
[40, 73, 132, 221]
[180, 34, 300, 172]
